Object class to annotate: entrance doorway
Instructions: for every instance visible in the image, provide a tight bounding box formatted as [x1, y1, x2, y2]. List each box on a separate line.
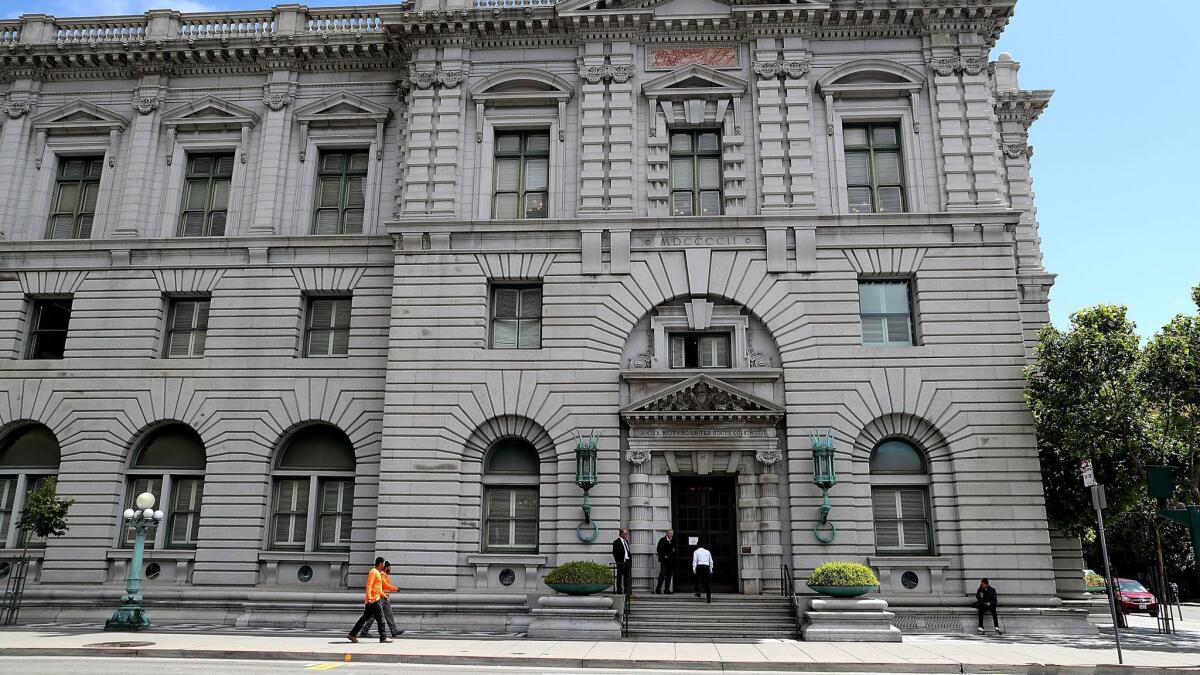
[671, 475, 739, 593]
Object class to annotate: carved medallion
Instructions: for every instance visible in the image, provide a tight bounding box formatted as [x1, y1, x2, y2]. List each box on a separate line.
[626, 449, 651, 465]
[755, 448, 782, 466]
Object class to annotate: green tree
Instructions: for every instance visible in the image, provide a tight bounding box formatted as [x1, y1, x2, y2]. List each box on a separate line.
[15, 477, 74, 557]
[1025, 305, 1148, 536]
[1140, 284, 1200, 503]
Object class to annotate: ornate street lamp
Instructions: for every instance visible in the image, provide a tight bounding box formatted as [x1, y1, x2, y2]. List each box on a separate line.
[105, 492, 163, 631]
[574, 430, 600, 543]
[810, 430, 838, 544]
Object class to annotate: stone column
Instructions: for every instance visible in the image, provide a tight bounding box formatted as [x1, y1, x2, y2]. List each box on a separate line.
[759, 470, 783, 594]
[250, 69, 297, 236]
[737, 471, 761, 594]
[113, 73, 167, 238]
[629, 469, 653, 590]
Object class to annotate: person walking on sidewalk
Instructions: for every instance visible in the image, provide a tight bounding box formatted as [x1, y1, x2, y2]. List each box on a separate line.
[348, 557, 393, 643]
[692, 540, 713, 603]
[611, 528, 632, 595]
[361, 560, 403, 639]
[654, 528, 676, 594]
[975, 578, 1003, 635]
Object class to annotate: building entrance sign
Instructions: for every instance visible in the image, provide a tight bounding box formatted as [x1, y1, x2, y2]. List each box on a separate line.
[672, 475, 739, 593]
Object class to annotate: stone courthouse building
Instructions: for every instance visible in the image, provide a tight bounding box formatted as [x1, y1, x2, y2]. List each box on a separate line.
[0, 0, 1081, 631]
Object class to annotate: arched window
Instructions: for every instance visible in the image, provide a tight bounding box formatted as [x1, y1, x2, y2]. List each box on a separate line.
[270, 425, 356, 552]
[122, 423, 206, 549]
[869, 439, 932, 555]
[482, 438, 539, 553]
[0, 424, 61, 549]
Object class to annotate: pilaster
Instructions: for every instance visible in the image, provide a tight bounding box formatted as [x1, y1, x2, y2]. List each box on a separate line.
[113, 74, 168, 239]
[0, 83, 37, 239]
[752, 37, 816, 214]
[250, 69, 297, 236]
[928, 39, 973, 211]
[401, 46, 466, 217]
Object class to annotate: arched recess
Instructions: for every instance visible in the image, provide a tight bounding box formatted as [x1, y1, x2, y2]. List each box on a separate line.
[458, 415, 559, 592]
[268, 422, 357, 553]
[816, 59, 926, 89]
[620, 295, 782, 376]
[120, 421, 207, 550]
[0, 422, 61, 550]
[851, 413, 960, 598]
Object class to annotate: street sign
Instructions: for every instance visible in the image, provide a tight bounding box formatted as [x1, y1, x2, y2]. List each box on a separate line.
[1081, 460, 1096, 487]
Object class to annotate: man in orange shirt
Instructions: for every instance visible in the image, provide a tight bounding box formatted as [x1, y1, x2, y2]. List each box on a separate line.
[347, 557, 392, 643]
[361, 560, 402, 638]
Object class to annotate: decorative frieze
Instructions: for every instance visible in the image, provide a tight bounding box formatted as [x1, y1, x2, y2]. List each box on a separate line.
[752, 59, 811, 80]
[579, 64, 633, 84]
[928, 56, 987, 77]
[648, 46, 736, 70]
[410, 69, 466, 90]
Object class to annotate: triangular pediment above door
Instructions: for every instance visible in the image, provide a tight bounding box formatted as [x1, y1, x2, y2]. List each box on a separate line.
[621, 374, 783, 425]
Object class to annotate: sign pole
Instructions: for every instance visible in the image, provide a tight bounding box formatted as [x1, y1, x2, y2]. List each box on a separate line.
[1089, 480, 1123, 664]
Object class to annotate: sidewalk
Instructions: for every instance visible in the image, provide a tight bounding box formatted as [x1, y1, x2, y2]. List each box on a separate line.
[0, 624, 1198, 674]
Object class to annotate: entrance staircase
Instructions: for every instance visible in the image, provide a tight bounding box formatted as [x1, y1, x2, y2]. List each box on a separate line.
[624, 593, 798, 640]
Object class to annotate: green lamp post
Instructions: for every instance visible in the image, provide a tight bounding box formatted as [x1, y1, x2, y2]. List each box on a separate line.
[1147, 465, 1200, 574]
[575, 430, 600, 543]
[810, 430, 838, 544]
[105, 491, 163, 631]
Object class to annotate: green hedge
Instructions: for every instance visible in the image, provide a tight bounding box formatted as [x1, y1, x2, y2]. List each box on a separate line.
[807, 561, 879, 587]
[544, 561, 614, 585]
[1084, 572, 1105, 588]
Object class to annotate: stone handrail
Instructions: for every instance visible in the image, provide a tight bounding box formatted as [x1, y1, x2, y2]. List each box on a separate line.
[53, 17, 147, 45]
[179, 12, 277, 40]
[306, 11, 384, 35]
[475, 0, 556, 6]
[0, 21, 20, 46]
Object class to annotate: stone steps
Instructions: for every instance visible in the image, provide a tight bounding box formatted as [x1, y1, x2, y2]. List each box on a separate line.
[625, 594, 798, 639]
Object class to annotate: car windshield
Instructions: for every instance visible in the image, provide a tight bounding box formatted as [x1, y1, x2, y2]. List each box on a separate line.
[1118, 581, 1148, 592]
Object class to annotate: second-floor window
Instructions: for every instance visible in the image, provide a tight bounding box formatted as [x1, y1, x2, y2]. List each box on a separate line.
[490, 285, 542, 349]
[670, 130, 722, 216]
[493, 131, 549, 219]
[164, 297, 211, 358]
[304, 295, 351, 357]
[26, 298, 73, 360]
[844, 123, 905, 214]
[670, 332, 731, 369]
[47, 156, 103, 239]
[179, 154, 234, 237]
[859, 281, 915, 347]
[314, 150, 368, 235]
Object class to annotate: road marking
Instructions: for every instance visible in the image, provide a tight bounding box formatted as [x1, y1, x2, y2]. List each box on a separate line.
[304, 664, 344, 671]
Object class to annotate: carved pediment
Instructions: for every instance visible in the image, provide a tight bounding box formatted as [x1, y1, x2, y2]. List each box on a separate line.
[642, 65, 747, 100]
[294, 91, 391, 127]
[621, 374, 783, 425]
[470, 69, 573, 106]
[31, 99, 127, 134]
[162, 96, 259, 132]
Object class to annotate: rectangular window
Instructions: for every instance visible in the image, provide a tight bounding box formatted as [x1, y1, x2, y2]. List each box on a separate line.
[0, 478, 15, 546]
[164, 297, 210, 358]
[270, 478, 310, 550]
[670, 332, 731, 369]
[844, 123, 906, 214]
[872, 487, 931, 554]
[317, 479, 354, 551]
[26, 298, 73, 360]
[859, 281, 915, 347]
[304, 296, 352, 357]
[47, 156, 103, 239]
[492, 131, 550, 219]
[120, 476, 163, 548]
[483, 486, 538, 552]
[313, 150, 369, 234]
[178, 153, 234, 237]
[166, 477, 204, 549]
[669, 130, 722, 216]
[490, 285, 542, 349]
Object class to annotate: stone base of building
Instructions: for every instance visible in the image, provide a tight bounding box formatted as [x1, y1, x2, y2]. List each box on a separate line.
[889, 605, 1097, 635]
[801, 598, 903, 642]
[525, 595, 621, 640]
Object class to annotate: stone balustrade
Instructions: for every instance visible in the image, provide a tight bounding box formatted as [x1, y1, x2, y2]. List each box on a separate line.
[0, 21, 20, 46]
[179, 12, 277, 40]
[53, 18, 147, 45]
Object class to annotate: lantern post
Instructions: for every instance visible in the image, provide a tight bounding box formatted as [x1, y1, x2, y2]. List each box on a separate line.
[105, 492, 163, 631]
[810, 430, 838, 544]
[574, 430, 600, 542]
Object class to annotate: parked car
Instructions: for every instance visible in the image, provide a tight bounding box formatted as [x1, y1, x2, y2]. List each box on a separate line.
[1114, 578, 1159, 617]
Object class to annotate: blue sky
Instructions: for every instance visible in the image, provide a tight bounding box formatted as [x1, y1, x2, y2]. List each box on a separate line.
[2, 0, 1195, 336]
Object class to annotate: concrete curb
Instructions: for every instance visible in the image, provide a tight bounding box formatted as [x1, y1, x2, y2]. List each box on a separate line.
[1, 647, 1197, 674]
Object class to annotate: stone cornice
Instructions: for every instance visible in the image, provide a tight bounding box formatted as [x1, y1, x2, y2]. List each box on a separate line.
[993, 89, 1053, 129]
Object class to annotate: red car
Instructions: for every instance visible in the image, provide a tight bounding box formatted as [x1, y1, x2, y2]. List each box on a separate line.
[1114, 578, 1159, 618]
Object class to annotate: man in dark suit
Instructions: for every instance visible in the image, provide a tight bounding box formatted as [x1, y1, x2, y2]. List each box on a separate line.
[654, 529, 676, 594]
[611, 528, 631, 595]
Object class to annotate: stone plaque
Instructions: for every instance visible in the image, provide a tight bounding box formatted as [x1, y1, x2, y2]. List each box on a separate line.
[649, 47, 737, 70]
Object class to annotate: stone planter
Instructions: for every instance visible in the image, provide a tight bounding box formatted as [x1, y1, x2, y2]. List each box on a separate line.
[806, 584, 878, 598]
[526, 595, 621, 639]
[802, 597, 902, 642]
[546, 582, 611, 596]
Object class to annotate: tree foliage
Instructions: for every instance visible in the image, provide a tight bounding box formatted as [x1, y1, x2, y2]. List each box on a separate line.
[1025, 305, 1148, 536]
[16, 477, 74, 544]
[1140, 284, 1200, 503]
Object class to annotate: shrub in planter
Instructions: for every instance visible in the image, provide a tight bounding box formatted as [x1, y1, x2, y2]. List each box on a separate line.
[544, 561, 614, 595]
[806, 561, 880, 597]
[1084, 572, 1106, 592]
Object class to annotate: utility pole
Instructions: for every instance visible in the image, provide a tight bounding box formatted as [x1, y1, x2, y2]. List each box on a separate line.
[1082, 460, 1122, 664]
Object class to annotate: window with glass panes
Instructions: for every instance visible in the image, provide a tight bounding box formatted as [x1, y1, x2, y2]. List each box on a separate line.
[121, 475, 163, 548]
[16, 476, 51, 548]
[858, 281, 914, 347]
[844, 123, 906, 214]
[178, 154, 234, 237]
[492, 131, 549, 219]
[304, 296, 351, 357]
[313, 150, 368, 234]
[670, 130, 722, 216]
[317, 479, 354, 550]
[270, 478, 309, 549]
[166, 477, 204, 548]
[0, 424, 62, 550]
[670, 332, 731, 369]
[871, 487, 931, 554]
[484, 487, 538, 552]
[490, 285, 542, 349]
[164, 297, 210, 358]
[25, 298, 72, 360]
[0, 478, 16, 547]
[47, 156, 103, 239]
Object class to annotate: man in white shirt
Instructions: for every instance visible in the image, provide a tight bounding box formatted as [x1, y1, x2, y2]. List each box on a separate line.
[692, 540, 714, 603]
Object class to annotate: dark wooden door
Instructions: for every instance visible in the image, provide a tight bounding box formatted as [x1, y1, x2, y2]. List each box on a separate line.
[671, 475, 739, 593]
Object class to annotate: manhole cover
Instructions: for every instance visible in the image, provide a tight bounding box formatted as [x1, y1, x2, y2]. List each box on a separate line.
[84, 641, 155, 648]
